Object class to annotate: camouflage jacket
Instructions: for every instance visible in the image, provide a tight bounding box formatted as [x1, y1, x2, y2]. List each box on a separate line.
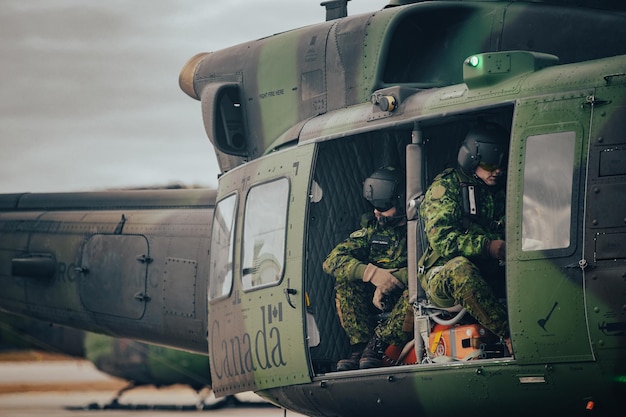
[322, 213, 408, 285]
[420, 168, 505, 267]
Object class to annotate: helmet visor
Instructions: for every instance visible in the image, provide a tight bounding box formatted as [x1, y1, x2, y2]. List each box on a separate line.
[478, 161, 500, 172]
[477, 142, 507, 168]
[363, 177, 397, 211]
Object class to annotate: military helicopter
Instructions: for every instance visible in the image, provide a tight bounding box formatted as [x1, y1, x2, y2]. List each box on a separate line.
[0, 312, 253, 410]
[0, 312, 211, 407]
[1, 0, 625, 416]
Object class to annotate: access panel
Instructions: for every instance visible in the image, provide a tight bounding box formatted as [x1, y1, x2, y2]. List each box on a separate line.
[79, 234, 149, 319]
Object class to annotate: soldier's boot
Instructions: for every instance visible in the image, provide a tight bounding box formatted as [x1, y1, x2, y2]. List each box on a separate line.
[336, 342, 365, 371]
[359, 336, 389, 369]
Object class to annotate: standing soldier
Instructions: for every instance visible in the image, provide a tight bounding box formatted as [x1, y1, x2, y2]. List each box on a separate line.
[323, 166, 411, 371]
[419, 123, 512, 354]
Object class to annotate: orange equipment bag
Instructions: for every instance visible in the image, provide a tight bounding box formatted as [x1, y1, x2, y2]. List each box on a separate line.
[428, 323, 492, 360]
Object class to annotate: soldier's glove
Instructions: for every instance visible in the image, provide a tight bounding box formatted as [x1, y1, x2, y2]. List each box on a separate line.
[372, 288, 386, 311]
[485, 239, 506, 260]
[362, 263, 405, 294]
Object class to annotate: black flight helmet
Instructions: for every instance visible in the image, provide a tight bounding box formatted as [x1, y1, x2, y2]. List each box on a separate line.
[363, 166, 405, 214]
[457, 123, 509, 172]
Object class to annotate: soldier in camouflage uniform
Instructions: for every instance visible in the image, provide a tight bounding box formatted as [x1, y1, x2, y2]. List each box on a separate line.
[323, 166, 411, 371]
[419, 123, 512, 353]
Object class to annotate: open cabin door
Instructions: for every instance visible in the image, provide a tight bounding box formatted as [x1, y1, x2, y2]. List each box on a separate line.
[507, 92, 594, 362]
[207, 145, 315, 397]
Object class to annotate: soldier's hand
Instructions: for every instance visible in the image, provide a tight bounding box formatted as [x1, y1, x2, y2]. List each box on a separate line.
[372, 288, 385, 310]
[362, 263, 405, 294]
[486, 239, 506, 260]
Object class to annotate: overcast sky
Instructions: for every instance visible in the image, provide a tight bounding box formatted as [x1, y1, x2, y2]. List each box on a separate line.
[0, 0, 385, 193]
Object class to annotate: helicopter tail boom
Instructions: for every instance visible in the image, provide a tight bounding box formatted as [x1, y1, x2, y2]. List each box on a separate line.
[0, 188, 216, 354]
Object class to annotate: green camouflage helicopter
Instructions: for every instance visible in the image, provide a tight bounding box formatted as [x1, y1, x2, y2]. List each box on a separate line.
[0, 312, 216, 409]
[1, 1, 625, 416]
[0, 312, 268, 410]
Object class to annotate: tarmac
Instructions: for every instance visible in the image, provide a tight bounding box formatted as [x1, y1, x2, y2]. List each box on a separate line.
[0, 351, 306, 417]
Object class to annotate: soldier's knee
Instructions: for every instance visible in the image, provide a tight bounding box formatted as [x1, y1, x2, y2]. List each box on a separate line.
[443, 256, 484, 289]
[447, 256, 480, 276]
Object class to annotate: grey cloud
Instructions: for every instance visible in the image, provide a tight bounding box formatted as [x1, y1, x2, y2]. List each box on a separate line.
[0, 0, 383, 193]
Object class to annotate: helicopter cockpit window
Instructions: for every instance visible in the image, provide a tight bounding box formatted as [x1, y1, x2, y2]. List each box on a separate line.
[242, 178, 289, 290]
[209, 193, 237, 301]
[522, 131, 576, 251]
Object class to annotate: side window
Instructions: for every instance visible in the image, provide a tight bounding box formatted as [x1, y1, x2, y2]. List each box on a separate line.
[208, 194, 237, 301]
[242, 178, 289, 290]
[522, 131, 576, 252]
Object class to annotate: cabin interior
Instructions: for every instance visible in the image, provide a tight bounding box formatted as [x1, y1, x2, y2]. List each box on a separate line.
[305, 105, 514, 373]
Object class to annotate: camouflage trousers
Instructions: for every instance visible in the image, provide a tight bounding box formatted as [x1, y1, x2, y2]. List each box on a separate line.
[422, 256, 509, 338]
[335, 279, 412, 347]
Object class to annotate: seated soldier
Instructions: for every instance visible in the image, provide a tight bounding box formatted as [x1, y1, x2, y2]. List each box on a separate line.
[419, 123, 512, 355]
[323, 166, 412, 370]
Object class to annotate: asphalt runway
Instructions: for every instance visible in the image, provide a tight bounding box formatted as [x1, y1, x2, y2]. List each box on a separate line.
[0, 354, 306, 417]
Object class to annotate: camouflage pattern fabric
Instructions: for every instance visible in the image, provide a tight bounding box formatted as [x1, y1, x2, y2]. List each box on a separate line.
[323, 214, 411, 346]
[419, 168, 508, 338]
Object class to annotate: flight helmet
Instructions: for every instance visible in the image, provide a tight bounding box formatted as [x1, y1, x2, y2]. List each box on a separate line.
[457, 123, 509, 172]
[362, 166, 405, 213]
